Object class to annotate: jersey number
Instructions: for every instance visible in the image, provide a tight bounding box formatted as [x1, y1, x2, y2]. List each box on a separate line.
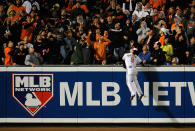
[131, 57, 134, 63]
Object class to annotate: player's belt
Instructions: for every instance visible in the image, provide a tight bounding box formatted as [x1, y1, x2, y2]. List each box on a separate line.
[128, 66, 132, 68]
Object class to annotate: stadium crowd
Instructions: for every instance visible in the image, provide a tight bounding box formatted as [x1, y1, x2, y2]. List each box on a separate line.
[0, 0, 194, 66]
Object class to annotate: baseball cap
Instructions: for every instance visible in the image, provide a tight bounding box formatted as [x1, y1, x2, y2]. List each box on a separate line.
[133, 48, 138, 51]
[27, 43, 33, 48]
[54, 3, 60, 8]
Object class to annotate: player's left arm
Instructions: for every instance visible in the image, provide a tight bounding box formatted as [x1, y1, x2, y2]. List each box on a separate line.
[122, 54, 126, 61]
[122, 54, 126, 69]
[137, 56, 145, 66]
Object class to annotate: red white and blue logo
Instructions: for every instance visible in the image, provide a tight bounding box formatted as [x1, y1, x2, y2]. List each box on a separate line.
[12, 73, 54, 117]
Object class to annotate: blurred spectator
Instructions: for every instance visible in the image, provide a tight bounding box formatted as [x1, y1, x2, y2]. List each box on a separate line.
[72, 0, 89, 14]
[4, 9, 19, 42]
[143, 3, 154, 16]
[173, 26, 187, 64]
[185, 51, 192, 65]
[159, 28, 169, 46]
[104, 0, 116, 16]
[171, 57, 179, 65]
[63, 30, 74, 63]
[149, 0, 166, 10]
[34, 34, 44, 55]
[4, 41, 16, 66]
[138, 45, 151, 64]
[81, 34, 93, 64]
[64, 0, 72, 13]
[71, 39, 83, 65]
[109, 23, 124, 63]
[143, 29, 156, 52]
[20, 15, 37, 42]
[13, 43, 28, 65]
[22, 0, 40, 14]
[87, 30, 111, 65]
[115, 4, 126, 23]
[175, 8, 186, 25]
[71, 2, 86, 20]
[186, 13, 195, 38]
[6, 0, 14, 17]
[171, 16, 184, 31]
[166, 7, 175, 28]
[25, 45, 43, 66]
[10, 0, 26, 18]
[150, 42, 166, 65]
[136, 21, 150, 44]
[133, 2, 148, 20]
[123, 19, 133, 48]
[105, 16, 115, 31]
[161, 36, 173, 64]
[188, 36, 195, 65]
[0, 4, 6, 44]
[131, 13, 140, 42]
[65, 30, 82, 65]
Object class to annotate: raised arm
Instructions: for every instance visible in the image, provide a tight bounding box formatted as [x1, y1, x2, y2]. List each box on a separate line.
[103, 37, 111, 45]
[86, 31, 94, 45]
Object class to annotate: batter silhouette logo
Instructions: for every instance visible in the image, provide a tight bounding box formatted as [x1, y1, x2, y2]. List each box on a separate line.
[12, 73, 54, 117]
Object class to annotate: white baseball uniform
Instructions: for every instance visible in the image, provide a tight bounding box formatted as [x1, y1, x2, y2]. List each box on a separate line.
[122, 53, 143, 97]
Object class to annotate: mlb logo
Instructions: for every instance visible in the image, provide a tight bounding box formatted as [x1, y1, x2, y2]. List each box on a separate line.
[12, 73, 54, 117]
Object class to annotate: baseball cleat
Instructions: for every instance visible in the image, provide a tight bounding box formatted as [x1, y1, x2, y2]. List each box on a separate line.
[130, 95, 135, 101]
[138, 94, 144, 100]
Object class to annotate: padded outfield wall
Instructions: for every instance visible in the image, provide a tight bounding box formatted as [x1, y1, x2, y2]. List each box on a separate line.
[0, 66, 195, 123]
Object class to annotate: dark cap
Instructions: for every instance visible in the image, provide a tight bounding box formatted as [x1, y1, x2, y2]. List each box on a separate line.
[156, 41, 161, 47]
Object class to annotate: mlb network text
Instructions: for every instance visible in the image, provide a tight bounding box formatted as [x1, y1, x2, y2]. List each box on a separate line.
[60, 82, 195, 106]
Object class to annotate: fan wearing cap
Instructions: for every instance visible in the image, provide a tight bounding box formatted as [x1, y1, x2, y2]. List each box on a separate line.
[22, 0, 40, 14]
[150, 41, 166, 65]
[122, 48, 144, 101]
[171, 57, 179, 65]
[87, 30, 111, 65]
[159, 28, 169, 46]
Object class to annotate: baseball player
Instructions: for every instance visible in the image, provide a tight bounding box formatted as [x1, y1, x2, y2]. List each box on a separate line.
[122, 48, 144, 101]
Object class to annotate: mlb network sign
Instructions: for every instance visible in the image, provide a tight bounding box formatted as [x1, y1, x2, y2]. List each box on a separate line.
[12, 73, 54, 116]
[0, 67, 195, 123]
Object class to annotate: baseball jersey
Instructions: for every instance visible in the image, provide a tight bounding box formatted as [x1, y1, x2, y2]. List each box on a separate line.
[122, 53, 142, 74]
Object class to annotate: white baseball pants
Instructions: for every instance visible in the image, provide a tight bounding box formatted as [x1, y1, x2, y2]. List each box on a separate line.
[126, 73, 143, 97]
